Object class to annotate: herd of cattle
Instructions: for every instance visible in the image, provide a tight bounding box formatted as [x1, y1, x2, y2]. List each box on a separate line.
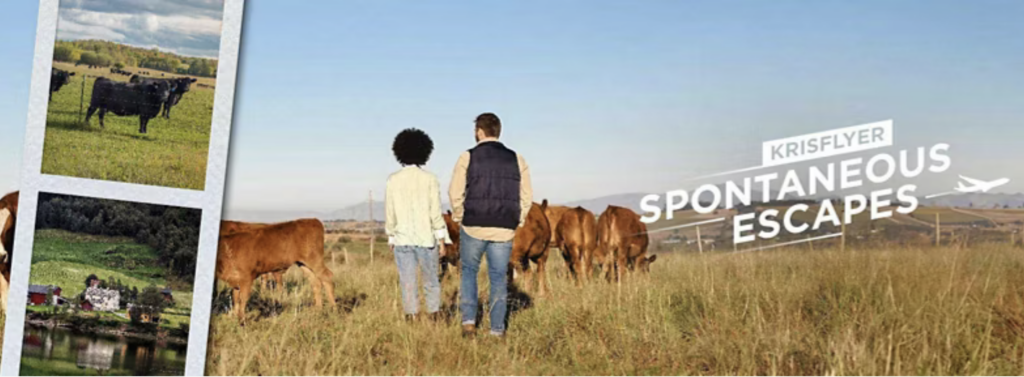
[49, 67, 199, 134]
[0, 189, 655, 324]
[215, 201, 654, 324]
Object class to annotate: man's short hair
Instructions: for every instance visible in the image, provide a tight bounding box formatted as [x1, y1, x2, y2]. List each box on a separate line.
[392, 128, 434, 166]
[475, 113, 501, 138]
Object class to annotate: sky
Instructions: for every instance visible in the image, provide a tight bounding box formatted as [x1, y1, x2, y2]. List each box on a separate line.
[1, 1, 1023, 212]
[57, 0, 224, 58]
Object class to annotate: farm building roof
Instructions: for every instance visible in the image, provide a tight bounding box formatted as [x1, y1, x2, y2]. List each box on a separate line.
[27, 285, 60, 295]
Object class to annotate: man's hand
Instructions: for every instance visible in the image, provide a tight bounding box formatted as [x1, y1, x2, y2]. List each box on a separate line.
[438, 242, 446, 257]
[389, 244, 394, 253]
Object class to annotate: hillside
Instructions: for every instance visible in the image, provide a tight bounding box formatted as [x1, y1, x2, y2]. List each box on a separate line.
[30, 229, 192, 307]
[226, 192, 1024, 223]
[53, 39, 217, 77]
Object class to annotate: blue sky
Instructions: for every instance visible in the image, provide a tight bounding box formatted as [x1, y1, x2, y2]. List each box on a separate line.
[2, 1, 1023, 211]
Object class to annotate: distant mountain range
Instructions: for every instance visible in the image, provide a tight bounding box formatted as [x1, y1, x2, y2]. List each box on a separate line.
[225, 192, 1024, 223]
[920, 192, 1024, 209]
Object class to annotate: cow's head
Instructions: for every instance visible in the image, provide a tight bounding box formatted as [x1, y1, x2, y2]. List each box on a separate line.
[51, 69, 75, 90]
[173, 77, 198, 94]
[637, 254, 657, 273]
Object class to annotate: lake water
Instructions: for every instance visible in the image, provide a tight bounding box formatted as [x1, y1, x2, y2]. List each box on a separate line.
[21, 326, 187, 376]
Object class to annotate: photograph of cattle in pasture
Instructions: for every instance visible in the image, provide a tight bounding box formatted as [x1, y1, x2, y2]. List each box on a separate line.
[202, 2, 1024, 375]
[42, 0, 225, 190]
[21, 193, 200, 376]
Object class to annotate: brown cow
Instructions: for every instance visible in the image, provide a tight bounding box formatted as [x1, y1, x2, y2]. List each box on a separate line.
[217, 218, 334, 324]
[595, 205, 654, 282]
[543, 204, 572, 245]
[554, 206, 596, 285]
[221, 221, 285, 291]
[509, 201, 552, 296]
[0, 191, 18, 312]
[440, 211, 461, 279]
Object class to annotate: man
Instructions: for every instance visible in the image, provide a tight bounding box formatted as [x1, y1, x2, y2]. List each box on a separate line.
[449, 113, 532, 338]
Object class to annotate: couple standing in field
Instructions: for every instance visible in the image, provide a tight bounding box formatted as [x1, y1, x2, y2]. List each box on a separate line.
[385, 113, 532, 338]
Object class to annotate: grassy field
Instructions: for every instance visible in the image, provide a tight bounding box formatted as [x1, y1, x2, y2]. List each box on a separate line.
[910, 207, 990, 225]
[205, 240, 1024, 375]
[30, 229, 193, 309]
[42, 62, 214, 190]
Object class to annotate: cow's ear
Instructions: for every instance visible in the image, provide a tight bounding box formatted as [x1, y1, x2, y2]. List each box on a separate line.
[541, 199, 549, 209]
[191, 78, 197, 83]
[647, 255, 657, 264]
[70, 72, 76, 76]
[446, 210, 452, 216]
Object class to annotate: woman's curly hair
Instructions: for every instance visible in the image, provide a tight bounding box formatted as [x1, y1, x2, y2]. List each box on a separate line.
[392, 128, 434, 166]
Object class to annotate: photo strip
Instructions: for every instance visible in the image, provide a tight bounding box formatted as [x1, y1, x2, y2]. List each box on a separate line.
[1, 0, 245, 375]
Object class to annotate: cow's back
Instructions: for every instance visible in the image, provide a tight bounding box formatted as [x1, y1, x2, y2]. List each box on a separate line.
[579, 207, 597, 252]
[556, 206, 594, 250]
[604, 206, 648, 259]
[219, 220, 269, 236]
[544, 205, 572, 244]
[598, 205, 645, 254]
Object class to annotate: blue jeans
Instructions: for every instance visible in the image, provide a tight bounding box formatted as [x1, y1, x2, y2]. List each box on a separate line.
[393, 245, 441, 315]
[459, 228, 512, 334]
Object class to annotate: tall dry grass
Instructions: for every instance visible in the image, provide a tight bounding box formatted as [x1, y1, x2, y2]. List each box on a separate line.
[205, 243, 1024, 375]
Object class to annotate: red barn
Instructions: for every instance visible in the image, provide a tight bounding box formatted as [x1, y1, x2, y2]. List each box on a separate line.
[27, 285, 61, 306]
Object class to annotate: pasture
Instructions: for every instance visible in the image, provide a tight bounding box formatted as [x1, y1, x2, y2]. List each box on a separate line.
[205, 239, 1024, 375]
[42, 62, 215, 190]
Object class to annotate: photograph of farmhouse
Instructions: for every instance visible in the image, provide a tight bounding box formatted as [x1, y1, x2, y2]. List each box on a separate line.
[21, 193, 199, 376]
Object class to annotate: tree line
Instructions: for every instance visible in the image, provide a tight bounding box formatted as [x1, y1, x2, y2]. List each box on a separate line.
[53, 39, 218, 78]
[35, 193, 202, 280]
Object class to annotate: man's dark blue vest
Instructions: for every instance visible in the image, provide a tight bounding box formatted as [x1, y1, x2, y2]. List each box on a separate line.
[463, 141, 521, 230]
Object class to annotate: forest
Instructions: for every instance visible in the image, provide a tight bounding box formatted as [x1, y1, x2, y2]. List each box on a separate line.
[35, 193, 202, 280]
[53, 39, 218, 78]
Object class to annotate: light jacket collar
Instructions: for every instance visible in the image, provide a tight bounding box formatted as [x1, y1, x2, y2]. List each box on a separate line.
[476, 137, 500, 145]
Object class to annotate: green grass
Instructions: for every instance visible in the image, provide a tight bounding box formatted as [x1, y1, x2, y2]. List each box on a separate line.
[30, 229, 193, 309]
[42, 62, 213, 190]
[205, 240, 1024, 375]
[20, 357, 137, 376]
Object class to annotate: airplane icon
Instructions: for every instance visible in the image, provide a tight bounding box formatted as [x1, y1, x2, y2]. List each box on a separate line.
[954, 175, 1010, 193]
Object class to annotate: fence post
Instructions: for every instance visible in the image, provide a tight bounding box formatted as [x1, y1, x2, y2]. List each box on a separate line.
[840, 220, 846, 252]
[369, 190, 375, 264]
[696, 226, 703, 254]
[935, 213, 941, 246]
[79, 74, 86, 123]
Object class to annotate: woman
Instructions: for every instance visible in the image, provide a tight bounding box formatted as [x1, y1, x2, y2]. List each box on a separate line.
[385, 128, 448, 322]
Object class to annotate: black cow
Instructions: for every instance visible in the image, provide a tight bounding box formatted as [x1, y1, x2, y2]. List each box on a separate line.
[85, 77, 170, 134]
[49, 69, 75, 102]
[130, 75, 197, 119]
